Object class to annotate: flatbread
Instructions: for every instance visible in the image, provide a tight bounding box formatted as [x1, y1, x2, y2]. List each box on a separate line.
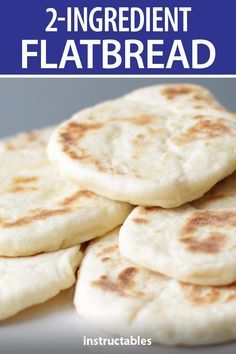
[0, 128, 132, 256]
[48, 84, 236, 207]
[0, 245, 81, 321]
[74, 229, 236, 346]
[120, 172, 236, 286]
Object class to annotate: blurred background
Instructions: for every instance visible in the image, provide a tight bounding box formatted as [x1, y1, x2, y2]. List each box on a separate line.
[0, 78, 235, 138]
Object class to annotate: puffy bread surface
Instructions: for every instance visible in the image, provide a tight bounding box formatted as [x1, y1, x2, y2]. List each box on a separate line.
[120, 172, 236, 286]
[48, 84, 236, 207]
[0, 128, 132, 256]
[0, 246, 81, 321]
[75, 229, 236, 346]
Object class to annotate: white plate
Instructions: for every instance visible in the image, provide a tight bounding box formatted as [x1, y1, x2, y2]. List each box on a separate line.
[1, 286, 236, 354]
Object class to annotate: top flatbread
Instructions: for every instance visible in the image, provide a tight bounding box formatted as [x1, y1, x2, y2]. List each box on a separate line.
[48, 84, 236, 207]
[75, 229, 236, 346]
[0, 128, 132, 257]
[120, 171, 236, 286]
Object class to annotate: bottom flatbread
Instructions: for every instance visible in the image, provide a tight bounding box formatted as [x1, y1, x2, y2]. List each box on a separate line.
[74, 229, 236, 346]
[0, 246, 82, 321]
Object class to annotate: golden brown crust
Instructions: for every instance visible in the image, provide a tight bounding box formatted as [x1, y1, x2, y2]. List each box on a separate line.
[91, 267, 143, 298]
[180, 232, 227, 254]
[184, 211, 236, 233]
[161, 85, 196, 100]
[175, 119, 231, 144]
[0, 208, 70, 228]
[97, 246, 119, 257]
[118, 267, 138, 287]
[181, 282, 236, 306]
[6, 176, 39, 194]
[60, 191, 93, 206]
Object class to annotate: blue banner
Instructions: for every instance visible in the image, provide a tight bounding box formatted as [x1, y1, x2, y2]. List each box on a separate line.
[0, 0, 235, 75]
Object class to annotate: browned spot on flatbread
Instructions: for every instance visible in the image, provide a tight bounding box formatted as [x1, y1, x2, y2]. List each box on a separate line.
[176, 119, 231, 144]
[181, 283, 221, 306]
[60, 121, 103, 146]
[181, 282, 236, 306]
[7, 186, 38, 193]
[184, 211, 236, 234]
[101, 257, 111, 262]
[60, 190, 93, 206]
[181, 232, 227, 254]
[7, 176, 39, 193]
[225, 293, 236, 302]
[92, 275, 120, 293]
[132, 218, 148, 224]
[25, 132, 39, 142]
[60, 122, 125, 175]
[94, 160, 125, 175]
[91, 267, 143, 298]
[118, 267, 138, 287]
[162, 85, 195, 100]
[133, 115, 154, 125]
[0, 208, 69, 228]
[60, 122, 102, 160]
[132, 134, 146, 147]
[13, 176, 38, 184]
[194, 105, 204, 109]
[97, 246, 119, 257]
[4, 132, 45, 151]
[180, 211, 236, 254]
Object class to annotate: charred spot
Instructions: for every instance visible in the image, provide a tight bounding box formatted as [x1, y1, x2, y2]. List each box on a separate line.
[0, 208, 69, 228]
[60, 121, 103, 145]
[181, 283, 221, 306]
[91, 267, 142, 298]
[118, 267, 138, 286]
[133, 115, 154, 125]
[101, 257, 111, 262]
[7, 186, 38, 193]
[182, 282, 236, 305]
[180, 211, 236, 254]
[13, 176, 38, 184]
[6, 176, 39, 194]
[94, 160, 125, 175]
[92, 275, 121, 293]
[176, 119, 231, 144]
[162, 85, 194, 100]
[97, 246, 119, 257]
[60, 190, 93, 206]
[60, 122, 102, 160]
[181, 232, 227, 254]
[184, 211, 236, 234]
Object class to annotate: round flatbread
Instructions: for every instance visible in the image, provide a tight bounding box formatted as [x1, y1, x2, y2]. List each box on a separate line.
[120, 172, 236, 286]
[48, 84, 236, 207]
[0, 128, 132, 256]
[0, 245, 81, 321]
[74, 229, 236, 346]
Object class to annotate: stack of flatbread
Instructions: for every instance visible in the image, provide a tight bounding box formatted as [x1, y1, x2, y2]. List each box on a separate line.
[2, 83, 236, 347]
